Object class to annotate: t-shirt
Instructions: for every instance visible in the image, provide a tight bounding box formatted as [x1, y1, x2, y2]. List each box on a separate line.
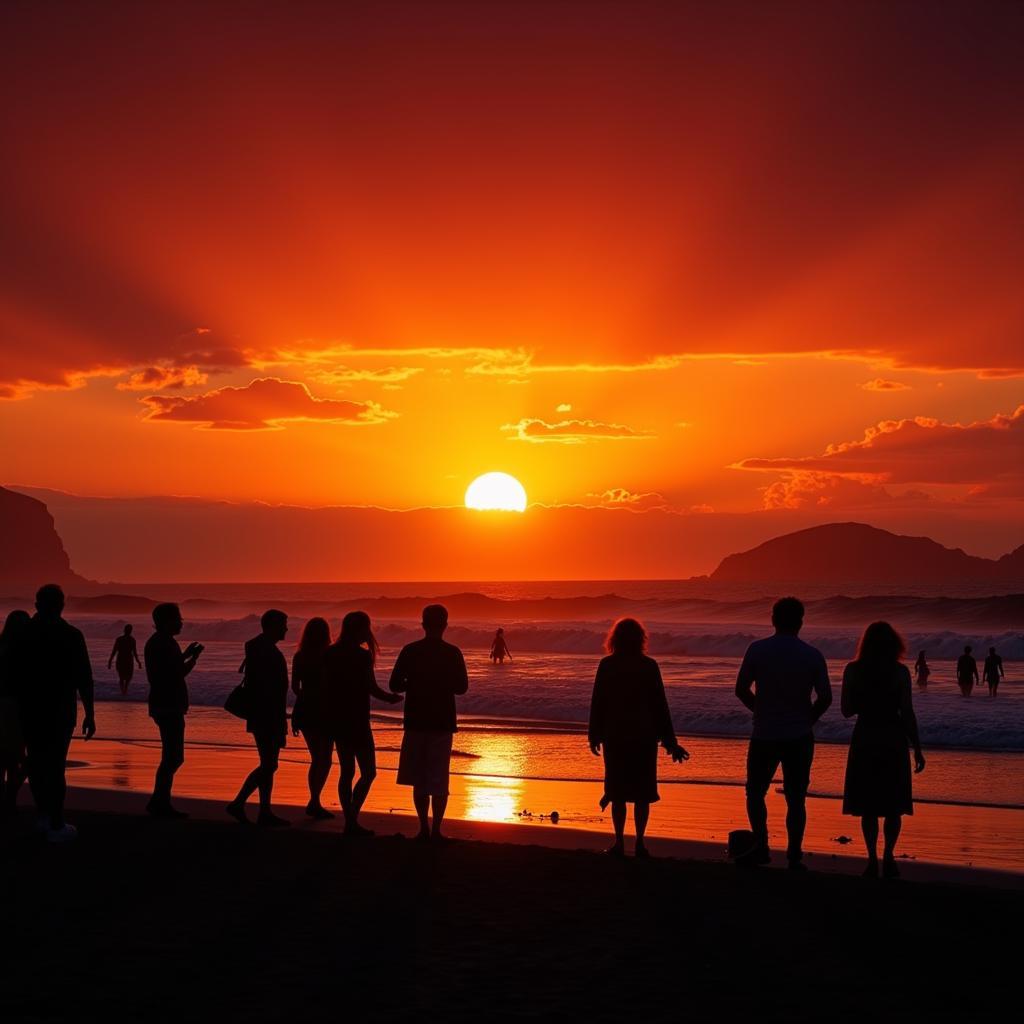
[145, 631, 189, 717]
[388, 637, 468, 733]
[737, 633, 831, 741]
[16, 615, 94, 729]
[322, 643, 378, 736]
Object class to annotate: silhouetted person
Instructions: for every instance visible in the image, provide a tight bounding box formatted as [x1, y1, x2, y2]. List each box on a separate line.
[983, 647, 1004, 697]
[108, 624, 141, 696]
[956, 645, 978, 697]
[324, 611, 402, 836]
[389, 604, 468, 841]
[144, 603, 203, 818]
[490, 628, 512, 665]
[735, 596, 832, 870]
[841, 622, 925, 879]
[914, 650, 930, 689]
[291, 616, 334, 819]
[0, 609, 31, 817]
[588, 617, 688, 858]
[16, 584, 95, 841]
[227, 610, 290, 827]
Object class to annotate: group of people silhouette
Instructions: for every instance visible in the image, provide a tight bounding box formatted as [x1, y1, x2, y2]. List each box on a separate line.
[914, 645, 1004, 696]
[0, 586, 949, 875]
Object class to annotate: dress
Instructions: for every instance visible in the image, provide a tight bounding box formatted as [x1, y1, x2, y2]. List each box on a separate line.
[842, 661, 913, 817]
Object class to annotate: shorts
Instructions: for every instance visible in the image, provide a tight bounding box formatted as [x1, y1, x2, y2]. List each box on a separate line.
[397, 730, 453, 796]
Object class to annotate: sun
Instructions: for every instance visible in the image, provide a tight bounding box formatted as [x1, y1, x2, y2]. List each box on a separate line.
[465, 472, 528, 512]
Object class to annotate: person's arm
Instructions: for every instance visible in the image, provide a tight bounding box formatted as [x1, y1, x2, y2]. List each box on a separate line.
[651, 661, 688, 762]
[973, 659, 980, 683]
[133, 638, 142, 667]
[291, 652, 304, 696]
[897, 668, 925, 772]
[588, 661, 607, 755]
[77, 632, 96, 739]
[452, 649, 469, 695]
[107, 640, 117, 670]
[840, 664, 857, 719]
[368, 659, 402, 704]
[811, 653, 832, 723]
[735, 648, 756, 712]
[388, 648, 408, 693]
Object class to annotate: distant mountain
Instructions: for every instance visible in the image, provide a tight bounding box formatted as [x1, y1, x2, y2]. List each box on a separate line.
[710, 523, 1024, 586]
[0, 486, 90, 592]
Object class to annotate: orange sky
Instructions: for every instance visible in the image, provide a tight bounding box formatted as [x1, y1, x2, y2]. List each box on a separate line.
[1, 1, 1022, 574]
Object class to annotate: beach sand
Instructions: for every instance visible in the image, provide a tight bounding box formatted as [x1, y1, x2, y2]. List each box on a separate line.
[2, 789, 1019, 1022]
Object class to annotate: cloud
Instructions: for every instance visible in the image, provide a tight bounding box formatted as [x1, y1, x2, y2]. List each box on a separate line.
[311, 366, 424, 385]
[737, 406, 1024, 505]
[556, 403, 572, 413]
[588, 488, 668, 511]
[467, 352, 685, 377]
[141, 377, 396, 430]
[861, 378, 910, 392]
[502, 418, 654, 444]
[117, 365, 208, 391]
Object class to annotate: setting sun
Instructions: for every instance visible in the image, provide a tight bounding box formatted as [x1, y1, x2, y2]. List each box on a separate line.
[465, 472, 528, 512]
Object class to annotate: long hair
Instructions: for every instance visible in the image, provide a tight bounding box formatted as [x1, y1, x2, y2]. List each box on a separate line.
[0, 609, 30, 646]
[604, 617, 648, 656]
[298, 616, 332, 657]
[340, 610, 380, 666]
[855, 621, 905, 665]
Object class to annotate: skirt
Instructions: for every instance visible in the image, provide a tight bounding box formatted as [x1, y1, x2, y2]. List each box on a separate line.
[843, 739, 913, 817]
[602, 740, 659, 804]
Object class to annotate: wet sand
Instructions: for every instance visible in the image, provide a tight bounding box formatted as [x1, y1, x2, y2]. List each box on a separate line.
[2, 791, 1019, 1022]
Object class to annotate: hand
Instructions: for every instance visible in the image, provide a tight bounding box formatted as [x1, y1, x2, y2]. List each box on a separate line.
[914, 751, 926, 773]
[589, 742, 601, 756]
[82, 716, 96, 740]
[186, 642, 204, 657]
[672, 745, 690, 763]
[107, 661, 113, 671]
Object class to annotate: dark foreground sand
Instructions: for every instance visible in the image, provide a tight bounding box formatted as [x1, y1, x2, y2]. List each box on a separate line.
[2, 797, 1018, 1022]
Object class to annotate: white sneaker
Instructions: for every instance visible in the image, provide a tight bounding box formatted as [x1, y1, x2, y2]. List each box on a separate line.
[46, 823, 78, 843]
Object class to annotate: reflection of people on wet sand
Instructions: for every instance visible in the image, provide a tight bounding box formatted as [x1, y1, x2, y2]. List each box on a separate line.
[984, 647, 1004, 697]
[956, 645, 979, 697]
[489, 628, 512, 665]
[841, 622, 925, 880]
[588, 617, 688, 858]
[108, 624, 142, 695]
[913, 651, 930, 689]
[0, 610, 31, 816]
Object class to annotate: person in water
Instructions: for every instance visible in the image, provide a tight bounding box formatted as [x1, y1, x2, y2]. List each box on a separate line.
[588, 617, 688, 858]
[323, 611, 402, 836]
[983, 647, 1004, 697]
[227, 610, 290, 827]
[144, 603, 204, 818]
[0, 609, 31, 816]
[913, 651, 930, 689]
[841, 621, 925, 879]
[489, 628, 512, 665]
[291, 616, 334, 819]
[108, 624, 142, 696]
[956, 645, 979, 697]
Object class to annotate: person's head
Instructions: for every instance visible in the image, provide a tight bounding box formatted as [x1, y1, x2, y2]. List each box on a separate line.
[771, 596, 804, 635]
[340, 610, 380, 665]
[855, 621, 905, 665]
[298, 616, 331, 656]
[152, 602, 183, 635]
[605, 617, 648, 656]
[965, 645, 972, 654]
[422, 604, 448, 637]
[261, 608, 288, 643]
[496, 628, 504, 636]
[35, 583, 65, 619]
[919, 650, 926, 657]
[1, 609, 31, 643]
[124, 623, 133, 636]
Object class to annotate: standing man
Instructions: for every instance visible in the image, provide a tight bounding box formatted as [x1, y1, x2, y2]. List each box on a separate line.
[144, 602, 203, 818]
[956, 645, 979, 697]
[983, 647, 1004, 698]
[18, 584, 95, 842]
[389, 604, 468, 842]
[735, 597, 832, 870]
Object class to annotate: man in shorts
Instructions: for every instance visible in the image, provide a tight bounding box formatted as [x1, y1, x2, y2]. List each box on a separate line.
[389, 604, 468, 842]
[735, 597, 832, 870]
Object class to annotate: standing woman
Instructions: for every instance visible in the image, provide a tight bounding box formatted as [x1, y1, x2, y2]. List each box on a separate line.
[108, 624, 142, 696]
[842, 622, 925, 878]
[588, 617, 689, 858]
[226, 609, 290, 827]
[292, 617, 334, 819]
[913, 650, 930, 689]
[323, 611, 402, 836]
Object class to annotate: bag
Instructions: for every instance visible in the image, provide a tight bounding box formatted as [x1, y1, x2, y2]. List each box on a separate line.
[225, 661, 250, 720]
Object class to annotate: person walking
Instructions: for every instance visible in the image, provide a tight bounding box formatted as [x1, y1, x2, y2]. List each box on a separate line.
[108, 624, 141, 696]
[291, 616, 334, 819]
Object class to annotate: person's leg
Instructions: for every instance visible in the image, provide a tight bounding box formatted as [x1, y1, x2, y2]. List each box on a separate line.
[230, 734, 265, 808]
[150, 714, 185, 813]
[882, 815, 902, 877]
[43, 727, 74, 832]
[337, 745, 356, 822]
[304, 731, 332, 812]
[609, 801, 627, 854]
[256, 736, 279, 811]
[430, 792, 449, 838]
[779, 735, 813, 866]
[413, 787, 430, 838]
[744, 739, 777, 858]
[633, 802, 651, 856]
[347, 739, 377, 834]
[861, 816, 879, 876]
